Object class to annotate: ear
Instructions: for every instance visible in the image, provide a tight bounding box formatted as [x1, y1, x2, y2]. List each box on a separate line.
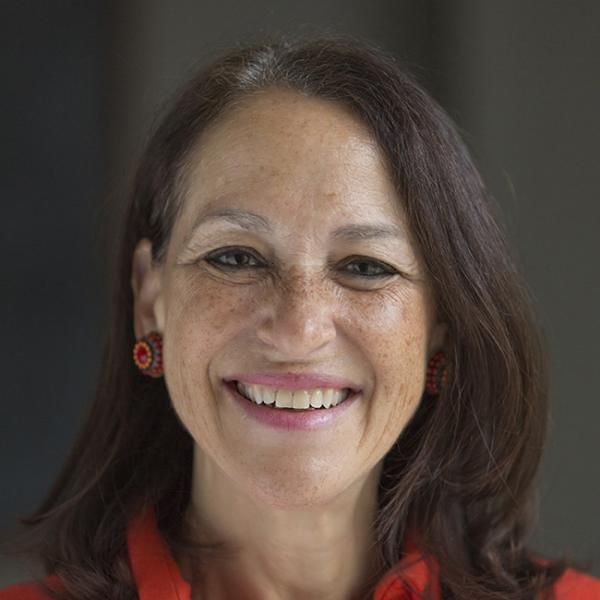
[131, 239, 165, 339]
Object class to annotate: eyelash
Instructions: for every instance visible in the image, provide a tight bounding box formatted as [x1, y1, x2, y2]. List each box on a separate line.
[204, 247, 398, 278]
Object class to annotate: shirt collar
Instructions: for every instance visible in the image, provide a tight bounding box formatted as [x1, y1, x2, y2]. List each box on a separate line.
[127, 506, 438, 600]
[127, 505, 192, 600]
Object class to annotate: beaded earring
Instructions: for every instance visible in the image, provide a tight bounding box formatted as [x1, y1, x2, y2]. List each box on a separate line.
[425, 351, 448, 396]
[133, 331, 164, 378]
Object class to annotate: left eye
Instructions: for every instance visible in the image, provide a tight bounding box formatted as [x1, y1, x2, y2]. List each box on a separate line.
[342, 257, 397, 278]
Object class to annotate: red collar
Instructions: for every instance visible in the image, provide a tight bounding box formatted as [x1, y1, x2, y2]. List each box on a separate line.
[127, 506, 439, 600]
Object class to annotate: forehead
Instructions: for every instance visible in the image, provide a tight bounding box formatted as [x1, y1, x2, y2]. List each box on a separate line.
[177, 89, 405, 232]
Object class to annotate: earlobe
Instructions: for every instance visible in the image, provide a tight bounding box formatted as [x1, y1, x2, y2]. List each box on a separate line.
[131, 239, 165, 339]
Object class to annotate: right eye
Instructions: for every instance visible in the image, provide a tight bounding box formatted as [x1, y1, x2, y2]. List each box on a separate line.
[204, 247, 265, 270]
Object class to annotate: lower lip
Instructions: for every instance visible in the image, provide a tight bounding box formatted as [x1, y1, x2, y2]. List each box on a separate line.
[224, 381, 360, 431]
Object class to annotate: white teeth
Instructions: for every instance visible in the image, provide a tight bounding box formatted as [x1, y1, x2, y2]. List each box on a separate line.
[275, 390, 293, 408]
[235, 382, 351, 410]
[292, 390, 310, 409]
[309, 389, 323, 408]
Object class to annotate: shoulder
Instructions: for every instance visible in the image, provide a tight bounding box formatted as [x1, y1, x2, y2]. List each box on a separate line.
[0, 575, 63, 600]
[553, 567, 600, 599]
[0, 582, 48, 600]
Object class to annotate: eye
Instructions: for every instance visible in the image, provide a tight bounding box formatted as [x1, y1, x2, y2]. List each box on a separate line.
[204, 247, 265, 270]
[203, 248, 397, 279]
[341, 256, 398, 278]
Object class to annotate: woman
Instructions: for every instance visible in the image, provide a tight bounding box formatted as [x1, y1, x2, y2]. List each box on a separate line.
[1, 36, 598, 600]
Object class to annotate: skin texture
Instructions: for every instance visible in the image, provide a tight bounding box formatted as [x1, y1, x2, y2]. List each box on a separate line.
[131, 89, 446, 600]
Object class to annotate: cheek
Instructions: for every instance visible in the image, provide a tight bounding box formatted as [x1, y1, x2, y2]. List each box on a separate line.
[161, 271, 260, 425]
[343, 284, 431, 362]
[342, 286, 431, 425]
[166, 269, 262, 348]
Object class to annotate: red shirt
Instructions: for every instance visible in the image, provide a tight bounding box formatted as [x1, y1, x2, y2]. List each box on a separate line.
[1, 506, 599, 599]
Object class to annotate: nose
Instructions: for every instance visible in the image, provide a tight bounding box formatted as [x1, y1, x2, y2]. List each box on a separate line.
[255, 272, 337, 360]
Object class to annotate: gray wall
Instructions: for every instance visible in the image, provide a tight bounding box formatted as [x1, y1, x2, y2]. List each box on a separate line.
[2, 0, 598, 586]
[1, 0, 109, 585]
[434, 2, 600, 565]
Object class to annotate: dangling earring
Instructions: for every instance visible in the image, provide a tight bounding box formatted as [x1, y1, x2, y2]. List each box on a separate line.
[425, 351, 448, 396]
[133, 331, 164, 378]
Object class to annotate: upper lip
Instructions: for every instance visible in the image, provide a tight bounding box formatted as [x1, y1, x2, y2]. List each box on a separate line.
[224, 373, 361, 392]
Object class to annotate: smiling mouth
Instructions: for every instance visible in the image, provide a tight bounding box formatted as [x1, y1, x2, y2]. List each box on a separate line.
[232, 381, 354, 410]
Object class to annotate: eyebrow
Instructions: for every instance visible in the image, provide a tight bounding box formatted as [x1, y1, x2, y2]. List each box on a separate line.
[188, 208, 407, 242]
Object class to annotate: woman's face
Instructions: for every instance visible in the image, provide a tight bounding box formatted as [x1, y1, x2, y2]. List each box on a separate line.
[133, 89, 445, 507]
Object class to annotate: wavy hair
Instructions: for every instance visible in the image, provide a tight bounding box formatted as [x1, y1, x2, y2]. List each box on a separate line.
[7, 35, 569, 599]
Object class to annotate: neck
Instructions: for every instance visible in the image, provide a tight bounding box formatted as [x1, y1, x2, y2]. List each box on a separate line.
[173, 446, 385, 600]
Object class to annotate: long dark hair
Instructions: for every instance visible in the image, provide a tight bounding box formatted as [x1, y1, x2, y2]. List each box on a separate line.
[7, 35, 569, 599]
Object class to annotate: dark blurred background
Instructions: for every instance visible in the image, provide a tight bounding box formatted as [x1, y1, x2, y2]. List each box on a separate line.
[2, 0, 599, 585]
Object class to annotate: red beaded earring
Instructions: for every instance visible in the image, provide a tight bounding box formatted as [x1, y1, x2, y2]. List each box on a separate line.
[425, 351, 448, 396]
[133, 331, 164, 378]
